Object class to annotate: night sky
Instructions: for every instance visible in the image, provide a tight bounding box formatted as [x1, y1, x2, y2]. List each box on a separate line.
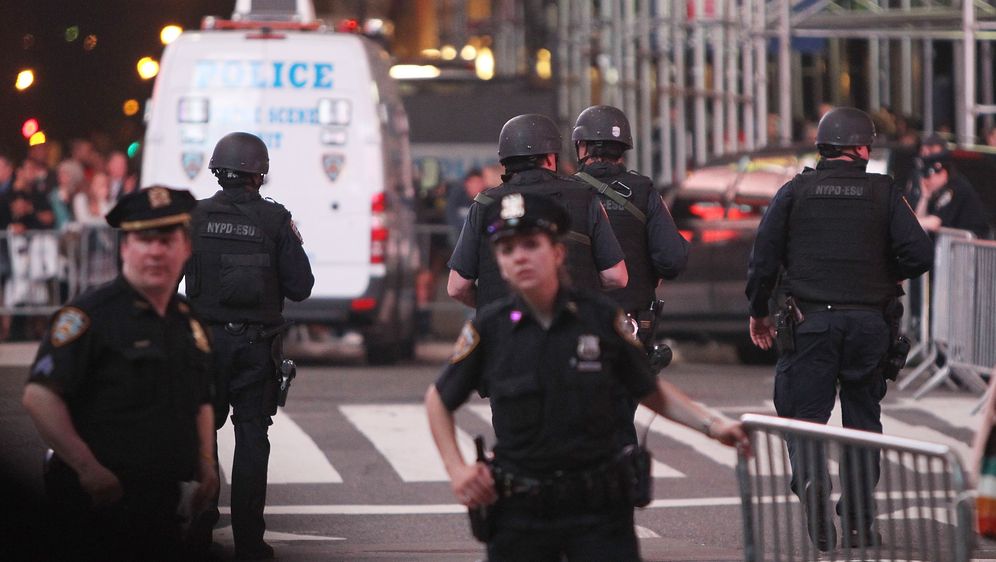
[1, 0, 234, 160]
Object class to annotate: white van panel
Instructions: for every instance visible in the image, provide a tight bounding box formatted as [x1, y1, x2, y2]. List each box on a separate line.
[143, 31, 388, 299]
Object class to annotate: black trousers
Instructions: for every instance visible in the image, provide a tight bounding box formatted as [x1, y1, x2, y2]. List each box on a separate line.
[44, 459, 183, 562]
[192, 326, 277, 552]
[486, 498, 639, 562]
[773, 309, 889, 528]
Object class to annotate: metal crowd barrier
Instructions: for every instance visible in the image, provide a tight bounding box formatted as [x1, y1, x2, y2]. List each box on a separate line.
[0, 226, 119, 316]
[898, 228, 988, 398]
[737, 413, 974, 562]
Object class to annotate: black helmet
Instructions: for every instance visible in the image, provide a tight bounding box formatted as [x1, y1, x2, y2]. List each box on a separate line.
[571, 105, 633, 149]
[209, 132, 269, 174]
[498, 114, 562, 161]
[815, 107, 876, 147]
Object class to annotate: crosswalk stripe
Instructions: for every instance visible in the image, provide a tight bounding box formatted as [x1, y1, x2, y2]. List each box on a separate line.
[217, 408, 342, 484]
[467, 404, 685, 478]
[340, 404, 476, 482]
[890, 397, 982, 432]
[636, 405, 738, 470]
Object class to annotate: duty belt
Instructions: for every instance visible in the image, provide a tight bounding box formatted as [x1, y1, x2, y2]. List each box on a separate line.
[217, 321, 291, 344]
[490, 460, 627, 511]
[796, 300, 885, 315]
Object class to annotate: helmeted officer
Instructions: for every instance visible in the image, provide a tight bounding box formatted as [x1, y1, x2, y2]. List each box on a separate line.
[185, 132, 314, 560]
[427, 192, 750, 562]
[22, 187, 218, 561]
[745, 107, 933, 551]
[447, 113, 627, 310]
[572, 105, 689, 314]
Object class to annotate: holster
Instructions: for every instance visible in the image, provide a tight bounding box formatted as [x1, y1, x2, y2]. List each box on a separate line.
[617, 444, 653, 508]
[469, 436, 494, 542]
[775, 297, 802, 355]
[880, 298, 909, 381]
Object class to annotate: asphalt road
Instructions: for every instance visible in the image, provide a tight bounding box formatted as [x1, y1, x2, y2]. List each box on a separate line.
[2, 340, 995, 561]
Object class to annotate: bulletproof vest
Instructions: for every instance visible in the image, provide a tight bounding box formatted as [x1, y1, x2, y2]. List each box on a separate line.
[185, 193, 285, 324]
[578, 164, 656, 312]
[785, 165, 895, 306]
[475, 170, 601, 309]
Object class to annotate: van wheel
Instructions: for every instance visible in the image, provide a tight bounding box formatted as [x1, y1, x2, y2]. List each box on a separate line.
[365, 337, 400, 366]
[736, 339, 777, 365]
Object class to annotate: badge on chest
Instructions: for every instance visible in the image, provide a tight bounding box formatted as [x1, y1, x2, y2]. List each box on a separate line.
[572, 334, 603, 371]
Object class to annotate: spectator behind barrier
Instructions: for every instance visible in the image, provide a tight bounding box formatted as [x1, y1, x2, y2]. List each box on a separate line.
[51, 160, 83, 230]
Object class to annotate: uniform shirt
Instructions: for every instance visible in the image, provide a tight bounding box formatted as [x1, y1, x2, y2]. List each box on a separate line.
[580, 161, 689, 281]
[927, 173, 990, 238]
[27, 276, 214, 484]
[434, 287, 657, 475]
[746, 159, 934, 318]
[447, 169, 624, 281]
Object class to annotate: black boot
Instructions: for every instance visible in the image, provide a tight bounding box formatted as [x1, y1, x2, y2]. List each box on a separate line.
[803, 482, 837, 552]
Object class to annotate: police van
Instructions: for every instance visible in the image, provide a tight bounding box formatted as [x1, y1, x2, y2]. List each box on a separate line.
[141, 0, 418, 363]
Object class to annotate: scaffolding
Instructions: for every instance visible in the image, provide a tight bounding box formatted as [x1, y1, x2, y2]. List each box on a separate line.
[555, 0, 996, 187]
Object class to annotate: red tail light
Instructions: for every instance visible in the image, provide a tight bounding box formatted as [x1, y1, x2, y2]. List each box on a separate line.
[351, 298, 377, 311]
[371, 192, 387, 264]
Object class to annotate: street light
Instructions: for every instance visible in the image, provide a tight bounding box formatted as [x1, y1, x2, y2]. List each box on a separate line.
[15, 69, 34, 91]
[137, 57, 160, 80]
[123, 99, 140, 116]
[160, 25, 182, 45]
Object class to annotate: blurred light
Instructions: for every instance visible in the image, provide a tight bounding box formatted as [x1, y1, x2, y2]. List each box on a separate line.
[160, 25, 183, 45]
[137, 57, 160, 80]
[363, 18, 384, 35]
[535, 48, 552, 80]
[29, 131, 46, 146]
[83, 34, 98, 50]
[65, 25, 79, 42]
[337, 19, 359, 33]
[21, 118, 39, 139]
[420, 48, 440, 59]
[127, 142, 141, 159]
[475, 47, 495, 80]
[123, 99, 140, 116]
[15, 70, 34, 91]
[440, 45, 457, 60]
[460, 44, 477, 61]
[22, 34, 35, 50]
[389, 64, 441, 80]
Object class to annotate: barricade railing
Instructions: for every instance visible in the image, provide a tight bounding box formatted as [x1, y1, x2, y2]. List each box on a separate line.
[898, 228, 978, 397]
[0, 226, 119, 317]
[413, 222, 467, 315]
[738, 413, 974, 562]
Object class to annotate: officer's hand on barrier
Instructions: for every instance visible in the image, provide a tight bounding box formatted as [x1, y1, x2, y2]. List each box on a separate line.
[749, 316, 775, 350]
[711, 419, 754, 459]
[79, 462, 124, 507]
[451, 461, 496, 509]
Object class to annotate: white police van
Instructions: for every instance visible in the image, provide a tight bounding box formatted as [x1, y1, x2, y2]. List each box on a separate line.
[141, 0, 418, 363]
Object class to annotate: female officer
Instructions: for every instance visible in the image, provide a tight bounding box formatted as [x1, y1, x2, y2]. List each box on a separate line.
[425, 192, 751, 561]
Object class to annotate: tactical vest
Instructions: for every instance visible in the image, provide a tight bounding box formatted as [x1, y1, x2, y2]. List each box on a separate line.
[785, 166, 895, 306]
[577, 166, 656, 312]
[474, 171, 601, 309]
[185, 194, 285, 324]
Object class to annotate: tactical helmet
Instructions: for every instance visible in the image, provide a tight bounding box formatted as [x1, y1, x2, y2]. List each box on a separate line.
[815, 107, 876, 147]
[497, 114, 562, 161]
[209, 132, 270, 174]
[571, 105, 633, 149]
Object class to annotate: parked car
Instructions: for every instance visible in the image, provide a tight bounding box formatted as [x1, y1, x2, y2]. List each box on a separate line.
[654, 143, 996, 364]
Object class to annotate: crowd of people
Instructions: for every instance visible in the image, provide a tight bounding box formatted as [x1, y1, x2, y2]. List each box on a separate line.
[0, 138, 136, 340]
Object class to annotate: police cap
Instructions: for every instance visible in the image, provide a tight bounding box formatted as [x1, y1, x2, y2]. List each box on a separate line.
[484, 192, 571, 243]
[815, 107, 876, 147]
[209, 132, 269, 174]
[105, 186, 196, 231]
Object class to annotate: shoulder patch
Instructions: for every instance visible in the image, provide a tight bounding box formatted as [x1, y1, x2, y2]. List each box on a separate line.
[189, 318, 211, 353]
[614, 310, 643, 349]
[450, 321, 480, 364]
[289, 219, 303, 243]
[50, 307, 90, 347]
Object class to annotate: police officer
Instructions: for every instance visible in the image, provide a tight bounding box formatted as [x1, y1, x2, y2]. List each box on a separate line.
[572, 105, 689, 314]
[22, 187, 218, 561]
[185, 132, 314, 560]
[427, 192, 750, 562]
[914, 150, 990, 238]
[447, 113, 627, 310]
[745, 107, 934, 551]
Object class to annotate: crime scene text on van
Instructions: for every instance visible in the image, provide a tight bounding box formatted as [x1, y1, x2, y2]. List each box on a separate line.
[201, 218, 264, 242]
[194, 60, 334, 90]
